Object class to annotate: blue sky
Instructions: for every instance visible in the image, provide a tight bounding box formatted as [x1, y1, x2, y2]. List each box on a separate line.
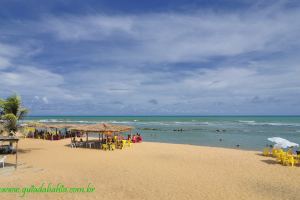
[0, 0, 300, 115]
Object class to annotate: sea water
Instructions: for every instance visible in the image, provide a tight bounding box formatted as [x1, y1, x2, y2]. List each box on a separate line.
[23, 116, 300, 150]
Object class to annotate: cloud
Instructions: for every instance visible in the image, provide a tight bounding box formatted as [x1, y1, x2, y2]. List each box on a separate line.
[43, 15, 134, 41]
[0, 1, 300, 115]
[0, 43, 21, 69]
[42, 97, 49, 104]
[250, 96, 281, 104]
[148, 99, 158, 105]
[39, 7, 300, 65]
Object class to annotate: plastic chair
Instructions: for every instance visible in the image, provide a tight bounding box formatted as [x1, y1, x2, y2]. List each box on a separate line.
[276, 151, 286, 163]
[263, 148, 270, 156]
[284, 155, 297, 167]
[109, 144, 116, 151]
[0, 156, 7, 168]
[71, 143, 76, 148]
[102, 144, 109, 151]
[122, 140, 128, 148]
[272, 149, 279, 157]
[126, 140, 132, 147]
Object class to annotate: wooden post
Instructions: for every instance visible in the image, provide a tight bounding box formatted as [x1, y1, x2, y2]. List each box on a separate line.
[15, 141, 18, 169]
[86, 132, 89, 148]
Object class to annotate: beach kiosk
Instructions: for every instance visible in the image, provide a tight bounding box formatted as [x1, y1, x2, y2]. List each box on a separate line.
[0, 136, 19, 169]
[69, 123, 134, 149]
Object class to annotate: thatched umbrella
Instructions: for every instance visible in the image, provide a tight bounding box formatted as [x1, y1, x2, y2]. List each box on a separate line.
[26, 123, 77, 129]
[69, 123, 134, 142]
[25, 121, 49, 129]
[22, 122, 134, 142]
[24, 122, 80, 140]
[69, 123, 133, 133]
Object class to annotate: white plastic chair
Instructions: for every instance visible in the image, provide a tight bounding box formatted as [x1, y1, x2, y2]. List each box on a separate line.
[0, 156, 7, 168]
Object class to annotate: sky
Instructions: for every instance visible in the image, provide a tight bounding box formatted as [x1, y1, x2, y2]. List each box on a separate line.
[0, 0, 300, 115]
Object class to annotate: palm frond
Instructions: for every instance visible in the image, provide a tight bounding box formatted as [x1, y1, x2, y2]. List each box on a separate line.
[2, 113, 18, 133]
[0, 98, 4, 116]
[18, 108, 29, 120]
[3, 94, 21, 116]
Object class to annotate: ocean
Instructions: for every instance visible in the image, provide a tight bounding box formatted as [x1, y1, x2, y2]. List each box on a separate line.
[22, 116, 300, 150]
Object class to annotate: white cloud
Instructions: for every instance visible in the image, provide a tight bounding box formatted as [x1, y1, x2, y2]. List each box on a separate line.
[41, 8, 300, 64]
[0, 2, 300, 115]
[42, 96, 48, 104]
[43, 15, 134, 41]
[0, 43, 21, 69]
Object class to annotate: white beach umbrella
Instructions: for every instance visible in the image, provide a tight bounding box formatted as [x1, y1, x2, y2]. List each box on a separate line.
[268, 137, 299, 148]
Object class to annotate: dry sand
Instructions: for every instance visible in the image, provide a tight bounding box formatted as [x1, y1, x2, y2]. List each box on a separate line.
[1, 138, 300, 200]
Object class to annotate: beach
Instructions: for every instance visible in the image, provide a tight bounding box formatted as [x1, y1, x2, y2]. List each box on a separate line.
[1, 138, 300, 200]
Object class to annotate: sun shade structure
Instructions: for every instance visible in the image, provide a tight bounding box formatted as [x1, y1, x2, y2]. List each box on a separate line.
[69, 123, 134, 134]
[21, 122, 134, 143]
[24, 122, 78, 129]
[21, 122, 84, 140]
[0, 136, 19, 169]
[23, 122, 134, 134]
[268, 137, 299, 149]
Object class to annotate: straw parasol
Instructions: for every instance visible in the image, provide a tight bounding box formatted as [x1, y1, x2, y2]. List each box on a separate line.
[23, 122, 83, 139]
[268, 137, 299, 149]
[22, 122, 134, 142]
[24, 122, 133, 135]
[24, 122, 80, 129]
[69, 123, 133, 134]
[25, 121, 49, 129]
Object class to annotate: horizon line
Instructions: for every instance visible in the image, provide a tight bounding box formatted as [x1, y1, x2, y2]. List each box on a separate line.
[25, 115, 300, 117]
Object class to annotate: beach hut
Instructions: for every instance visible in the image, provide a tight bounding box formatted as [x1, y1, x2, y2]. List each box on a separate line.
[69, 123, 133, 139]
[68, 123, 134, 149]
[23, 122, 134, 142]
[0, 136, 19, 169]
[24, 122, 79, 140]
[70, 123, 133, 133]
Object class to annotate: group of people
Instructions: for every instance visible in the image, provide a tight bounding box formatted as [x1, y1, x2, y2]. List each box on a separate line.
[70, 132, 143, 149]
[27, 129, 82, 140]
[130, 133, 143, 143]
[107, 133, 143, 143]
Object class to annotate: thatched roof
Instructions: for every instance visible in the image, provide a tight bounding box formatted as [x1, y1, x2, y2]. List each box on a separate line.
[24, 122, 78, 129]
[25, 121, 49, 128]
[69, 123, 133, 134]
[23, 122, 134, 134]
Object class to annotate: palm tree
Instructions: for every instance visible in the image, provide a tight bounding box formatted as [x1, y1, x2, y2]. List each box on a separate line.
[2, 113, 17, 133]
[0, 94, 29, 134]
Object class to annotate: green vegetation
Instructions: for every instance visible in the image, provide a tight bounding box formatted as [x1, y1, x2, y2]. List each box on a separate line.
[0, 94, 29, 134]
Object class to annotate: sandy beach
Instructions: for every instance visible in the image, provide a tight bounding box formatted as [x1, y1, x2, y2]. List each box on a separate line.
[1, 138, 300, 200]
